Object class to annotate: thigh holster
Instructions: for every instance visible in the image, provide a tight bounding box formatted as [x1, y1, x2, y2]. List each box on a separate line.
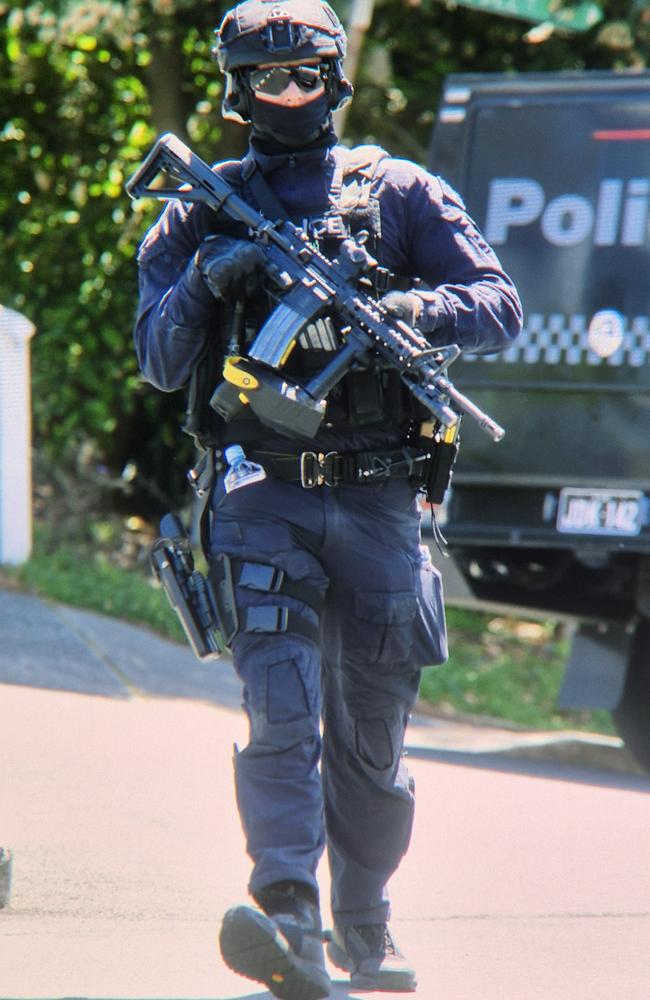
[209, 553, 325, 648]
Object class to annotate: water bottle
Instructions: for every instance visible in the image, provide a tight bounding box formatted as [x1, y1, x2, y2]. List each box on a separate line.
[223, 444, 267, 494]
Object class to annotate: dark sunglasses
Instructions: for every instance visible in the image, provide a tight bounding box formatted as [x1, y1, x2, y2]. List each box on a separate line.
[247, 64, 326, 98]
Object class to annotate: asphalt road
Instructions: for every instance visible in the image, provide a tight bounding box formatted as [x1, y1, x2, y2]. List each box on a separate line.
[1, 589, 649, 999]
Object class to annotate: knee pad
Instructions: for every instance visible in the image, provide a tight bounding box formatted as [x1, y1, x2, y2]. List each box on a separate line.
[238, 639, 322, 751]
[353, 706, 406, 773]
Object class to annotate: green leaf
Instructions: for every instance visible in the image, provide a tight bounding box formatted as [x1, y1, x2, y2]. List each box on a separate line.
[6, 36, 21, 63]
[76, 34, 98, 52]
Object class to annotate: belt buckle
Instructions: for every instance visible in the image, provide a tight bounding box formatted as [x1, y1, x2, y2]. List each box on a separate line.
[322, 451, 340, 487]
[300, 451, 341, 488]
[300, 451, 323, 488]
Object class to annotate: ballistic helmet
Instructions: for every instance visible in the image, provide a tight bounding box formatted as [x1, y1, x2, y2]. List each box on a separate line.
[213, 0, 353, 123]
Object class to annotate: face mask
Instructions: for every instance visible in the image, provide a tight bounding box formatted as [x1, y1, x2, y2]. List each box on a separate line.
[250, 92, 331, 146]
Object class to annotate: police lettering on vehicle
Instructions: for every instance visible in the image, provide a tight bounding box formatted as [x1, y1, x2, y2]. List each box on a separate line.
[485, 177, 650, 247]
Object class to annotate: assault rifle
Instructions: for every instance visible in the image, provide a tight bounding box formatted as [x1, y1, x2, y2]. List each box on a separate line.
[126, 132, 505, 443]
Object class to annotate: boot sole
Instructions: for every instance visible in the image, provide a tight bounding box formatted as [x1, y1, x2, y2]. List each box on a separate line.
[220, 906, 331, 1000]
[327, 938, 417, 993]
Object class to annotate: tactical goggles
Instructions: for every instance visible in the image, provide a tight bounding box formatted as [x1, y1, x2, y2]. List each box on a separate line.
[247, 63, 326, 98]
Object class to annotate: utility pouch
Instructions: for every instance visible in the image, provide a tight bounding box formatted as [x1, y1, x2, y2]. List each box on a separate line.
[422, 442, 458, 505]
[419, 421, 462, 505]
[151, 513, 226, 661]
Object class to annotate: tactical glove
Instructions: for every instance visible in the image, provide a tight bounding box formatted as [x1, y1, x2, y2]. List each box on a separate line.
[195, 236, 265, 301]
[380, 290, 423, 328]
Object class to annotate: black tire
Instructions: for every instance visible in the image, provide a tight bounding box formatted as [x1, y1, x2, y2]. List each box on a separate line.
[612, 616, 650, 774]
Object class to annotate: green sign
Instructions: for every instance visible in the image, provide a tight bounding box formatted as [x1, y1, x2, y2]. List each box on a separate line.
[446, 0, 603, 33]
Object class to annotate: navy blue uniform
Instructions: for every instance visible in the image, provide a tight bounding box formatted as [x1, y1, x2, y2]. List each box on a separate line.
[134, 133, 522, 929]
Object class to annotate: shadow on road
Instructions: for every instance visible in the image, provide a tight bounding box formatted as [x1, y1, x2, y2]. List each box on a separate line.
[40, 984, 363, 1000]
[4, 587, 647, 797]
[406, 745, 650, 793]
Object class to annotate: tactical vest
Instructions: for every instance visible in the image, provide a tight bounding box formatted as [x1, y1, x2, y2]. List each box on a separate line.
[183, 144, 420, 451]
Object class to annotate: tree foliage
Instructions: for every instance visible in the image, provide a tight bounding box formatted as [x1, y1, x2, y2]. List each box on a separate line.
[0, 0, 646, 511]
[1, 1, 234, 503]
[348, 0, 649, 160]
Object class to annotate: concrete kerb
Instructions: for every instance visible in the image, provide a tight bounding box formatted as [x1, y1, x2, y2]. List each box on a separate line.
[0, 587, 642, 776]
[407, 710, 644, 776]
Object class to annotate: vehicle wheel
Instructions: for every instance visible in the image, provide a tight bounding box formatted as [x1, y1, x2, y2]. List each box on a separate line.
[612, 616, 650, 774]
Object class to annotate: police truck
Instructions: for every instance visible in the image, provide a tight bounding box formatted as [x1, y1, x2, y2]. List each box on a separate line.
[428, 70, 650, 770]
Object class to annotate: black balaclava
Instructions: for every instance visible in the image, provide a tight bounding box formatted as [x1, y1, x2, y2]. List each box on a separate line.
[249, 91, 332, 146]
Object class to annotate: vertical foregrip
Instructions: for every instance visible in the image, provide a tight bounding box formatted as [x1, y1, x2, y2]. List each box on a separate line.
[304, 338, 366, 400]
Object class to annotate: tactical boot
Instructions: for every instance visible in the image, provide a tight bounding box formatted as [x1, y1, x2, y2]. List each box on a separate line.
[327, 922, 417, 992]
[219, 881, 332, 1000]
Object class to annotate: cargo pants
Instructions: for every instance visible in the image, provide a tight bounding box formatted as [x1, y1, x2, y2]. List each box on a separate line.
[210, 473, 447, 928]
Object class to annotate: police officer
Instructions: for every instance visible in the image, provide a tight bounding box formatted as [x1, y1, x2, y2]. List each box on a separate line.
[134, 2, 522, 997]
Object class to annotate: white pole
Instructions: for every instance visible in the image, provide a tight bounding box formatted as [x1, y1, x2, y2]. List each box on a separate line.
[0, 306, 36, 565]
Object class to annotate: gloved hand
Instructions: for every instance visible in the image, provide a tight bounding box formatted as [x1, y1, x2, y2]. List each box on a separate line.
[194, 236, 265, 301]
[380, 290, 423, 328]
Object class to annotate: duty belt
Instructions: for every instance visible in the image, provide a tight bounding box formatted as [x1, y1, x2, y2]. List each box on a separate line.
[248, 447, 432, 489]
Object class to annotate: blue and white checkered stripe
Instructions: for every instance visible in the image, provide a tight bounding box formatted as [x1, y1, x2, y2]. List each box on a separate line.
[464, 314, 650, 367]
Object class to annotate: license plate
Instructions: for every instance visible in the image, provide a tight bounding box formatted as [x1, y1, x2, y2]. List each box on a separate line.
[556, 488, 644, 536]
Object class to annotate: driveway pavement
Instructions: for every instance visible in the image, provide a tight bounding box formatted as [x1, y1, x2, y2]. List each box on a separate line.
[0, 588, 638, 770]
[0, 587, 647, 999]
